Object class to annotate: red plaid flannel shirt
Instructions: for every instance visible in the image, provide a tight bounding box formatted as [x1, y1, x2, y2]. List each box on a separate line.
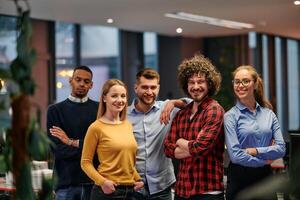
[164, 97, 225, 198]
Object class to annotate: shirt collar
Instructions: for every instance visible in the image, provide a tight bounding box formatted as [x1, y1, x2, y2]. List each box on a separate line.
[186, 96, 213, 111]
[68, 95, 89, 103]
[128, 98, 160, 114]
[236, 100, 261, 111]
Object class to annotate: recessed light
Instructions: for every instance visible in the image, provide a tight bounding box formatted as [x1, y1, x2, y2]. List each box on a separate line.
[176, 27, 183, 33]
[107, 18, 114, 24]
[165, 12, 254, 30]
[294, 0, 300, 5]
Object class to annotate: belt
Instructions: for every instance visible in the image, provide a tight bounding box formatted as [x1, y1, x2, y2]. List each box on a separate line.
[115, 184, 134, 189]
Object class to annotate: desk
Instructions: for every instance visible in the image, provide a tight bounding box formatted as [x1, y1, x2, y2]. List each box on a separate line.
[0, 178, 14, 192]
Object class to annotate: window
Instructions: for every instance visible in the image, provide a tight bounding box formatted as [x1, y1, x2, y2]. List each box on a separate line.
[55, 22, 76, 102]
[0, 15, 17, 94]
[287, 39, 300, 130]
[81, 25, 120, 100]
[143, 32, 158, 70]
[275, 37, 284, 130]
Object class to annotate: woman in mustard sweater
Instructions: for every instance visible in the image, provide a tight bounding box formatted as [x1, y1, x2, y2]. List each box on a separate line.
[81, 79, 144, 200]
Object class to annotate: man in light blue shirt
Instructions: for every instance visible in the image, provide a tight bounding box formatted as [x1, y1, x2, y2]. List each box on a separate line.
[127, 68, 187, 200]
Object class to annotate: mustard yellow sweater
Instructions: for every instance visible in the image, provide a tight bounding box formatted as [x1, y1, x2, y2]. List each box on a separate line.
[81, 119, 141, 186]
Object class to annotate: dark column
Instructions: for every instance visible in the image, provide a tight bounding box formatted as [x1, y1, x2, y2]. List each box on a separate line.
[157, 35, 182, 100]
[119, 30, 144, 102]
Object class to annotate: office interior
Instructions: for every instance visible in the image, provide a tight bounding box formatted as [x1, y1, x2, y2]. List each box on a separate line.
[0, 0, 300, 197]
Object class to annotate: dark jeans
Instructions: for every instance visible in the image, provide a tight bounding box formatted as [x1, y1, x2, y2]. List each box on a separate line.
[55, 184, 92, 200]
[90, 184, 134, 200]
[132, 185, 172, 200]
[226, 162, 277, 200]
[175, 193, 224, 200]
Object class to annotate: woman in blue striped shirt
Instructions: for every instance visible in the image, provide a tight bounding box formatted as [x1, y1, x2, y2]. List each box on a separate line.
[224, 65, 286, 200]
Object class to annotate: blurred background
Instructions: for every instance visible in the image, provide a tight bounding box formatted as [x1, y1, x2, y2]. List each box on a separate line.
[0, 1, 300, 198]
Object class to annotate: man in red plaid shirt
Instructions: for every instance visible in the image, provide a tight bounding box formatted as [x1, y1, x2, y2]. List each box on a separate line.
[164, 54, 225, 200]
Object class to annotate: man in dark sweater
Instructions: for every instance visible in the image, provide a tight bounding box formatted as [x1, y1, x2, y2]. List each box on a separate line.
[47, 66, 98, 200]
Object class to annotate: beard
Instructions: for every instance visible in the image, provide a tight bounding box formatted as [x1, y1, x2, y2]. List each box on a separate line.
[138, 94, 156, 106]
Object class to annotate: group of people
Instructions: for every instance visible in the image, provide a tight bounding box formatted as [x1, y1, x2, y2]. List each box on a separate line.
[47, 53, 286, 200]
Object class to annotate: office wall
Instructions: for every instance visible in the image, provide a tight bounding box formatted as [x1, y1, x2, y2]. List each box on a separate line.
[31, 19, 51, 130]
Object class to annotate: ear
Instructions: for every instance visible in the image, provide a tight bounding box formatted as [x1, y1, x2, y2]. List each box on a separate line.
[134, 84, 138, 93]
[69, 77, 72, 84]
[89, 81, 93, 89]
[103, 95, 106, 103]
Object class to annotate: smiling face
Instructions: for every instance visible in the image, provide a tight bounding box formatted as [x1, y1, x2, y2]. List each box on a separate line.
[103, 84, 127, 115]
[233, 69, 256, 101]
[187, 73, 208, 103]
[134, 76, 160, 107]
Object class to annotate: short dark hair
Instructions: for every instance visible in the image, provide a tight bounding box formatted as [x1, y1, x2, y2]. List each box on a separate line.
[136, 68, 160, 83]
[178, 54, 221, 97]
[73, 66, 93, 78]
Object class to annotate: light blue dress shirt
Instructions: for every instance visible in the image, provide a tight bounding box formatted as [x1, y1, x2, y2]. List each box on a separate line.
[224, 101, 286, 167]
[127, 99, 177, 195]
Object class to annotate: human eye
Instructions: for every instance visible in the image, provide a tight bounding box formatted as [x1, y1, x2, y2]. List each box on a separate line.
[141, 86, 148, 90]
[232, 79, 240, 85]
[84, 79, 91, 84]
[150, 86, 157, 90]
[188, 80, 195, 85]
[242, 79, 251, 85]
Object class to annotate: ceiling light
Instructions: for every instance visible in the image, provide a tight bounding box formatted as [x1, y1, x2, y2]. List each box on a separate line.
[107, 18, 114, 24]
[176, 27, 183, 33]
[165, 12, 254, 30]
[294, 1, 300, 5]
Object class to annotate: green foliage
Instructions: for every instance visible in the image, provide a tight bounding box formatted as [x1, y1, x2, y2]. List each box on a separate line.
[10, 11, 37, 95]
[0, 129, 12, 173]
[16, 162, 35, 200]
[0, 68, 11, 80]
[0, 3, 54, 199]
[28, 119, 51, 161]
[37, 176, 55, 200]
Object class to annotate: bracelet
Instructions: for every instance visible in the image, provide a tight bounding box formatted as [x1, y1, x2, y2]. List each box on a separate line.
[67, 138, 73, 146]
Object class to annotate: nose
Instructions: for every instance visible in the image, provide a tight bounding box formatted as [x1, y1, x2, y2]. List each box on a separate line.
[145, 88, 153, 94]
[193, 82, 201, 89]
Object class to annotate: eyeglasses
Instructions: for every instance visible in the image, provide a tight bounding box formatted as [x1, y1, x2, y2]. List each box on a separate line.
[232, 79, 254, 87]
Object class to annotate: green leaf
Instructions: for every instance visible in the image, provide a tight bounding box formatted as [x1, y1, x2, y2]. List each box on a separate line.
[28, 120, 51, 161]
[16, 162, 36, 200]
[38, 176, 55, 200]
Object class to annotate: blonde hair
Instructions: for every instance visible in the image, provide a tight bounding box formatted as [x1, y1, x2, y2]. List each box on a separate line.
[233, 65, 273, 109]
[97, 79, 128, 120]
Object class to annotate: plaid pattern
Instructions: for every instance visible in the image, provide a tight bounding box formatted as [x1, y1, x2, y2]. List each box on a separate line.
[164, 97, 225, 198]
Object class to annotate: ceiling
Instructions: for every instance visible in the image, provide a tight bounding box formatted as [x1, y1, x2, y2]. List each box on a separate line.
[1, 0, 300, 39]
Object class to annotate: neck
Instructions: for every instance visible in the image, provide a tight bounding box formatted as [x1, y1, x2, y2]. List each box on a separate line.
[135, 100, 153, 113]
[240, 98, 256, 111]
[192, 101, 201, 114]
[101, 111, 122, 124]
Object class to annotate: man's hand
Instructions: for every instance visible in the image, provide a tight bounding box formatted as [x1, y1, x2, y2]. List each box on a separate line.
[101, 180, 117, 194]
[134, 181, 144, 191]
[49, 126, 70, 145]
[174, 138, 191, 159]
[160, 100, 176, 125]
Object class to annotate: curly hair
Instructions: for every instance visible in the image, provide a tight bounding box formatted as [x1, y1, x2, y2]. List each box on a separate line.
[178, 54, 221, 97]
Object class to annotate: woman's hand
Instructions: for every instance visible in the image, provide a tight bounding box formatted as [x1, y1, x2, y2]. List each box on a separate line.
[101, 180, 117, 194]
[245, 148, 258, 156]
[134, 181, 144, 191]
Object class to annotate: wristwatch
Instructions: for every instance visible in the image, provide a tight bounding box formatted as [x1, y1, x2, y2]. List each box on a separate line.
[67, 138, 73, 146]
